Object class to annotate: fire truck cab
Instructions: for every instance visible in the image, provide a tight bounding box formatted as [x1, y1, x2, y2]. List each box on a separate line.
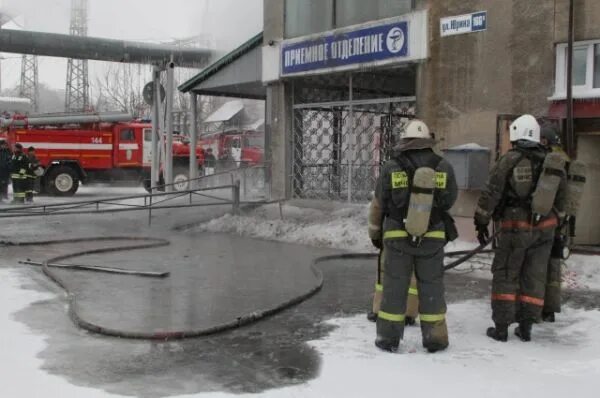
[198, 129, 263, 169]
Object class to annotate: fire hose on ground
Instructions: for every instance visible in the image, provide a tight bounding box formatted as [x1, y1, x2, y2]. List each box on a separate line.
[1, 233, 597, 340]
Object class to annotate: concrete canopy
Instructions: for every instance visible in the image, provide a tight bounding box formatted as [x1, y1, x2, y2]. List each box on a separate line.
[179, 32, 265, 100]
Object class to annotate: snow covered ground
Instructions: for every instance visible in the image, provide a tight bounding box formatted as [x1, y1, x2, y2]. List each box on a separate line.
[2, 266, 600, 397]
[0, 269, 125, 398]
[192, 202, 600, 290]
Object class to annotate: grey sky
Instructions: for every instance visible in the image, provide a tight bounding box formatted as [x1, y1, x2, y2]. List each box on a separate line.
[0, 0, 263, 91]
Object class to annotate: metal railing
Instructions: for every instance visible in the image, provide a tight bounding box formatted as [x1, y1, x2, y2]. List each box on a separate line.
[183, 163, 269, 202]
[0, 183, 240, 225]
[0, 163, 269, 223]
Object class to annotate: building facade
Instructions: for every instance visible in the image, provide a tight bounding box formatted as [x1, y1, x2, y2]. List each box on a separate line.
[257, 0, 600, 244]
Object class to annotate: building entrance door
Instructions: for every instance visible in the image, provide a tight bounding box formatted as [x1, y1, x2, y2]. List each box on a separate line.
[574, 133, 600, 244]
[291, 70, 416, 202]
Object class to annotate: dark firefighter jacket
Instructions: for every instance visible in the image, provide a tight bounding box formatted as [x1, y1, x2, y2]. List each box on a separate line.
[0, 147, 11, 182]
[369, 139, 458, 241]
[475, 144, 567, 226]
[10, 153, 30, 179]
[27, 154, 40, 177]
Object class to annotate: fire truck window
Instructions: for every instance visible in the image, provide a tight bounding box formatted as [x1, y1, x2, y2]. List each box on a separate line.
[120, 129, 135, 141]
[232, 139, 241, 149]
[144, 129, 152, 141]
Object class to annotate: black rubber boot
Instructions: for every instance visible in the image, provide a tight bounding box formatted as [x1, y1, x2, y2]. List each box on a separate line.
[425, 342, 449, 353]
[515, 321, 533, 342]
[405, 316, 416, 326]
[486, 324, 508, 342]
[542, 312, 555, 323]
[367, 312, 378, 322]
[375, 337, 399, 353]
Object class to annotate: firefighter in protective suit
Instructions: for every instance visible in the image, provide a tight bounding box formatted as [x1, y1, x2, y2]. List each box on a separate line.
[10, 143, 30, 204]
[370, 120, 458, 353]
[26, 146, 40, 203]
[475, 115, 567, 342]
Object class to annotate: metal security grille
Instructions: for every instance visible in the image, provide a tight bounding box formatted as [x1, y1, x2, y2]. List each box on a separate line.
[291, 70, 417, 202]
[293, 98, 415, 201]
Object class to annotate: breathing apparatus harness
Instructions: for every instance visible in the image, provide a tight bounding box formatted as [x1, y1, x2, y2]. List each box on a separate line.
[391, 151, 454, 246]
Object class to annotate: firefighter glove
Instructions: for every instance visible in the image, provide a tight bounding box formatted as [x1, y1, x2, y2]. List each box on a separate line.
[19, 168, 26, 174]
[371, 238, 383, 250]
[474, 221, 490, 246]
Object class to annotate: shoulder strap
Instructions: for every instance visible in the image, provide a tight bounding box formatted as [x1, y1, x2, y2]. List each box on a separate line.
[395, 153, 416, 184]
[399, 151, 443, 182]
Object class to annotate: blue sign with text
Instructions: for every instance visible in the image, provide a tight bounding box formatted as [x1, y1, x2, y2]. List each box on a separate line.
[281, 20, 409, 76]
[440, 11, 487, 37]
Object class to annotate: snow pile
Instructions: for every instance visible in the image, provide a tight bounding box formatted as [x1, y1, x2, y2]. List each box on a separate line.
[446, 142, 490, 151]
[195, 203, 491, 275]
[195, 203, 376, 253]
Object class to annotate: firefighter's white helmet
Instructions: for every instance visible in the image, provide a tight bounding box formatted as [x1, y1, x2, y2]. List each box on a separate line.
[509, 114, 540, 143]
[399, 120, 431, 140]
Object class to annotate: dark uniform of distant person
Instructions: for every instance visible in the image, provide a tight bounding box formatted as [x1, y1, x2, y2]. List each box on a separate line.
[26, 146, 41, 203]
[204, 148, 216, 176]
[370, 119, 458, 353]
[0, 140, 12, 202]
[538, 123, 586, 323]
[10, 143, 30, 204]
[475, 115, 567, 342]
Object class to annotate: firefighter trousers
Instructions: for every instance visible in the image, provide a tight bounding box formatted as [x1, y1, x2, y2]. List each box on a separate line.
[372, 248, 419, 319]
[25, 175, 35, 201]
[11, 174, 26, 203]
[0, 180, 8, 200]
[491, 226, 554, 325]
[376, 237, 448, 351]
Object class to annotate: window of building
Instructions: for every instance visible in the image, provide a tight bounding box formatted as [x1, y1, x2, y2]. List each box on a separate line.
[552, 40, 600, 99]
[284, 0, 413, 38]
[595, 44, 600, 88]
[285, 0, 334, 38]
[572, 46, 588, 86]
[335, 0, 413, 27]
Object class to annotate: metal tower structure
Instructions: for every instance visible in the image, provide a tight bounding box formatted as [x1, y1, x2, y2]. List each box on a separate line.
[19, 55, 39, 112]
[65, 0, 90, 112]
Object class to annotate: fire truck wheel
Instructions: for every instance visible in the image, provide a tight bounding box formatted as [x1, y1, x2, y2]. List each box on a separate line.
[173, 168, 189, 192]
[46, 166, 79, 196]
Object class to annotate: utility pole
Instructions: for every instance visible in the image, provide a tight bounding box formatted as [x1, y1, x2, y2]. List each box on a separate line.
[0, 55, 3, 92]
[65, 0, 90, 112]
[19, 54, 39, 112]
[165, 59, 175, 192]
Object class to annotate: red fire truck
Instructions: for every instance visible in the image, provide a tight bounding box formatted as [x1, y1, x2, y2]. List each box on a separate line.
[197, 130, 264, 169]
[0, 113, 204, 196]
